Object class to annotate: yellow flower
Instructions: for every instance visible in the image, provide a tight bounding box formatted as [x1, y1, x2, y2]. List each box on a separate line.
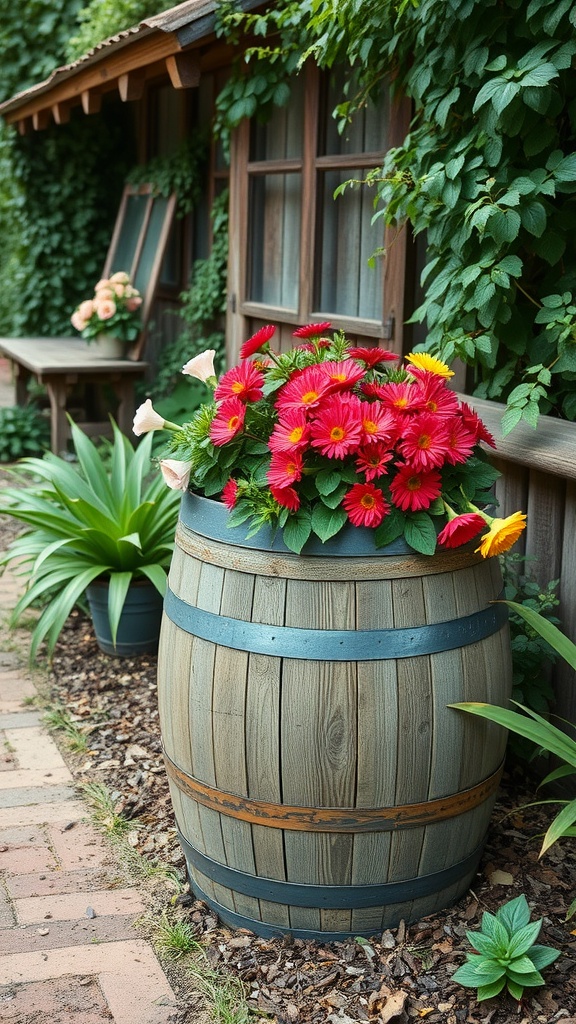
[475, 511, 527, 558]
[405, 352, 455, 378]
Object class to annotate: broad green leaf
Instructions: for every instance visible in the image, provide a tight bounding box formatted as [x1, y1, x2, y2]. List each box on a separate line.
[450, 702, 576, 767]
[311, 503, 348, 542]
[478, 978, 507, 1001]
[282, 511, 312, 554]
[404, 512, 437, 555]
[504, 600, 576, 669]
[497, 894, 531, 933]
[374, 508, 405, 549]
[106, 572, 133, 647]
[451, 959, 505, 987]
[505, 979, 524, 1002]
[506, 968, 545, 988]
[528, 944, 562, 970]
[507, 920, 542, 958]
[314, 469, 342, 496]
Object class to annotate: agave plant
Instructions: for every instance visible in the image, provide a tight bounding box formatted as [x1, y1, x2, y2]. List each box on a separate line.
[0, 419, 181, 659]
[451, 600, 576, 859]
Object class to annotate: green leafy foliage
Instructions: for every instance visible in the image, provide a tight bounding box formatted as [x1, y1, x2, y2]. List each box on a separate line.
[452, 601, 576, 858]
[451, 894, 560, 1002]
[215, 0, 576, 428]
[127, 133, 209, 218]
[0, 420, 180, 658]
[0, 405, 50, 462]
[0, 110, 134, 337]
[66, 0, 162, 62]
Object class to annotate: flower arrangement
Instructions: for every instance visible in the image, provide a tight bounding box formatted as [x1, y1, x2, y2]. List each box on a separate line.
[71, 271, 142, 344]
[133, 324, 527, 556]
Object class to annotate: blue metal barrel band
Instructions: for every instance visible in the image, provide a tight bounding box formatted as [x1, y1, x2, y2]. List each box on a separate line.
[180, 832, 484, 909]
[164, 586, 508, 661]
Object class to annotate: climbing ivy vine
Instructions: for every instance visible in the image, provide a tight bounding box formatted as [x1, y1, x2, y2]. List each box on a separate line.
[216, 0, 576, 430]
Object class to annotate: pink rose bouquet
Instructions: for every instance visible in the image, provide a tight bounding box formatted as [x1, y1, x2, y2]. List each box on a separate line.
[71, 271, 142, 344]
[134, 325, 526, 556]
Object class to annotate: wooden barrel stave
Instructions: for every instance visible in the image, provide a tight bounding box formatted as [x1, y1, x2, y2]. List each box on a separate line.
[158, 503, 511, 937]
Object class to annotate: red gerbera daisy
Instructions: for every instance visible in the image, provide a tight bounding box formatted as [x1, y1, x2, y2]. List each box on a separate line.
[275, 365, 333, 413]
[240, 324, 276, 359]
[355, 442, 394, 481]
[444, 416, 477, 465]
[319, 359, 366, 392]
[221, 478, 239, 509]
[459, 402, 497, 448]
[348, 346, 398, 367]
[389, 463, 442, 511]
[377, 381, 425, 416]
[398, 413, 451, 471]
[209, 397, 246, 446]
[293, 321, 332, 338]
[309, 393, 363, 459]
[359, 401, 397, 445]
[342, 482, 389, 528]
[268, 409, 310, 452]
[267, 449, 304, 489]
[270, 484, 300, 511]
[215, 361, 264, 403]
[415, 375, 459, 417]
[437, 513, 486, 549]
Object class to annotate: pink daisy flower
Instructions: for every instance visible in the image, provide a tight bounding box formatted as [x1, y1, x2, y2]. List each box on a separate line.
[267, 450, 304, 489]
[459, 402, 497, 448]
[444, 416, 478, 465]
[376, 381, 425, 416]
[348, 346, 398, 367]
[215, 361, 264, 403]
[359, 402, 397, 445]
[221, 479, 239, 509]
[309, 393, 363, 459]
[342, 482, 389, 528]
[268, 410, 310, 453]
[240, 324, 276, 359]
[293, 321, 332, 338]
[389, 463, 442, 511]
[398, 413, 451, 471]
[319, 359, 366, 392]
[415, 375, 459, 417]
[355, 442, 394, 481]
[270, 484, 300, 511]
[209, 397, 246, 446]
[275, 365, 333, 413]
[437, 513, 486, 549]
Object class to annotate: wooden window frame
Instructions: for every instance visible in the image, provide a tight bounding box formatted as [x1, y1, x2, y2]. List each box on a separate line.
[228, 64, 411, 356]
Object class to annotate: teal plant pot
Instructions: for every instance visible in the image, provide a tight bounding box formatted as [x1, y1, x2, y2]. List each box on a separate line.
[86, 579, 163, 657]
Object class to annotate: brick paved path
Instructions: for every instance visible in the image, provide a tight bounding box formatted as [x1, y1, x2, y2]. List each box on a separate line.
[0, 554, 178, 1020]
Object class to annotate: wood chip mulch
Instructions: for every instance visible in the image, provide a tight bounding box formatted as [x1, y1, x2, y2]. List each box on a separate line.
[40, 610, 576, 1024]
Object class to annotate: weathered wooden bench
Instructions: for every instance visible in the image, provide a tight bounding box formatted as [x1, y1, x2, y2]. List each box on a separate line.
[0, 183, 176, 453]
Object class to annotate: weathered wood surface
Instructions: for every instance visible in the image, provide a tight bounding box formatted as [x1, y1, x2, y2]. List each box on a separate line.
[157, 516, 512, 938]
[463, 395, 576, 727]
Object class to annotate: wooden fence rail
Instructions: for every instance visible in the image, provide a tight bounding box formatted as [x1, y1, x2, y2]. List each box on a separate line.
[465, 395, 576, 727]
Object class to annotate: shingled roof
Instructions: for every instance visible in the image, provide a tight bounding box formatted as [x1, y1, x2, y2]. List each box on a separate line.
[0, 0, 260, 132]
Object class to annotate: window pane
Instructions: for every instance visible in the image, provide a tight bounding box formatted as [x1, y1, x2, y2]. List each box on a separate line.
[314, 169, 382, 320]
[320, 72, 389, 156]
[250, 77, 305, 160]
[248, 174, 301, 310]
[108, 193, 148, 275]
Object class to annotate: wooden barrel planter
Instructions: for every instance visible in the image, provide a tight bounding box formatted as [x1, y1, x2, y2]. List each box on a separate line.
[157, 492, 512, 940]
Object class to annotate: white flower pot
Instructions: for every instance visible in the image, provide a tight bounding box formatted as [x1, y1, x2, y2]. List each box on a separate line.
[93, 333, 126, 359]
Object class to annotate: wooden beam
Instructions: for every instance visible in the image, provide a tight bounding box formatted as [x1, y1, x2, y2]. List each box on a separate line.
[166, 52, 201, 89]
[17, 118, 29, 136]
[118, 69, 146, 102]
[32, 109, 51, 131]
[81, 90, 102, 115]
[52, 101, 71, 125]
